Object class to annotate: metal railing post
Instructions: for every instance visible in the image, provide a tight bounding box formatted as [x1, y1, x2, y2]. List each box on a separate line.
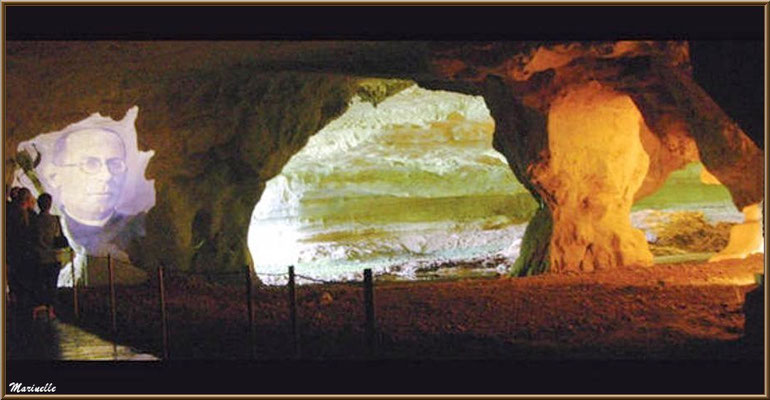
[70, 252, 79, 320]
[108, 254, 118, 359]
[157, 265, 169, 360]
[288, 266, 300, 358]
[363, 268, 376, 357]
[245, 265, 256, 359]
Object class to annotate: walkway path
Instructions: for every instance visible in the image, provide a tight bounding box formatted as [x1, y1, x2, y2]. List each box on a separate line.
[8, 316, 158, 361]
[53, 320, 158, 360]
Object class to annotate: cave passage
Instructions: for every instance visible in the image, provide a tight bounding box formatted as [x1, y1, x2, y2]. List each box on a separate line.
[7, 86, 756, 288]
[5, 40, 763, 284]
[247, 85, 537, 284]
[631, 162, 746, 264]
[246, 84, 753, 285]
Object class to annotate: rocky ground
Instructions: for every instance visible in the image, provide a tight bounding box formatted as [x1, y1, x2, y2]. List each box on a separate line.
[9, 254, 763, 362]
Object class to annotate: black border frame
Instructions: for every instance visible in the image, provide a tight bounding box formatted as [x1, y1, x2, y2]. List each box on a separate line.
[2, 2, 767, 397]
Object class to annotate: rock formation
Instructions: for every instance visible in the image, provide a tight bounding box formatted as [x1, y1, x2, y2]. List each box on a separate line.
[426, 41, 763, 274]
[5, 41, 763, 277]
[5, 42, 359, 276]
[698, 168, 764, 262]
[537, 82, 654, 272]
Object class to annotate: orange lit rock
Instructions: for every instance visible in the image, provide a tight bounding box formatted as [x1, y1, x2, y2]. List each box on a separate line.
[428, 40, 761, 209]
[533, 82, 653, 272]
[699, 166, 722, 185]
[635, 119, 700, 201]
[710, 203, 764, 262]
[634, 64, 764, 210]
[696, 168, 763, 262]
[485, 78, 655, 275]
[444, 41, 760, 275]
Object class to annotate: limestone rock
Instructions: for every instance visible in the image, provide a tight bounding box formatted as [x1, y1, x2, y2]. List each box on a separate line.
[444, 41, 761, 274]
[5, 41, 762, 277]
[534, 82, 654, 272]
[6, 42, 357, 275]
[710, 203, 764, 262]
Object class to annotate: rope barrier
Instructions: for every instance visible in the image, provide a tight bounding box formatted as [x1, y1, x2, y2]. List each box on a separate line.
[164, 269, 245, 277]
[14, 246, 373, 285]
[295, 274, 335, 284]
[253, 270, 338, 285]
[85, 255, 135, 269]
[8, 254, 388, 360]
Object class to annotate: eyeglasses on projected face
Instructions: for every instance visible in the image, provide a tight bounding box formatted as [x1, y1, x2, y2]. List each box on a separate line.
[59, 157, 127, 175]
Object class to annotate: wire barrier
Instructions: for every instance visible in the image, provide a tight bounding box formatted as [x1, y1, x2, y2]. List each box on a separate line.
[9, 256, 379, 361]
[72, 254, 343, 284]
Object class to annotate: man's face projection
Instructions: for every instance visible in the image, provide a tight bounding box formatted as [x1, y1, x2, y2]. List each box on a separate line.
[55, 129, 128, 223]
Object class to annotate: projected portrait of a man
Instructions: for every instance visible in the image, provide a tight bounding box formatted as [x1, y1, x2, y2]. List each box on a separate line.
[14, 106, 155, 284]
[52, 128, 129, 227]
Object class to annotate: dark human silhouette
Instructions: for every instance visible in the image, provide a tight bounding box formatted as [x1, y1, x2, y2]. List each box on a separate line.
[6, 187, 37, 321]
[5, 186, 22, 301]
[6, 186, 21, 207]
[31, 193, 67, 320]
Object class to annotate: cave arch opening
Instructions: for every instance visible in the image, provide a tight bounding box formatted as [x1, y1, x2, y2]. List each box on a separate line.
[247, 84, 537, 284]
[631, 162, 761, 264]
[245, 80, 758, 285]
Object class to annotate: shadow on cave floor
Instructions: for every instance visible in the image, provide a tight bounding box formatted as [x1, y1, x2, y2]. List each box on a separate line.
[6, 289, 160, 361]
[6, 311, 61, 360]
[11, 316, 760, 362]
[6, 304, 157, 361]
[14, 254, 761, 362]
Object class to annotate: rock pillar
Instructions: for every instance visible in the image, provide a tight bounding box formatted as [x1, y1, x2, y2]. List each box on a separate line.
[532, 82, 653, 273]
[488, 79, 655, 275]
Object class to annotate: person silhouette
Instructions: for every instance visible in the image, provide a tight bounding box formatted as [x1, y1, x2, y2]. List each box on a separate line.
[7, 188, 37, 320]
[31, 193, 66, 320]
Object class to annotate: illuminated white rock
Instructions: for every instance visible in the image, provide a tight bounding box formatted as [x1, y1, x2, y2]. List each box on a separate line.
[248, 86, 531, 284]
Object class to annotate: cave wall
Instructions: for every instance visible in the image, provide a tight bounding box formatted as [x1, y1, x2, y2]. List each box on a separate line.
[138, 71, 355, 276]
[5, 40, 763, 277]
[6, 42, 357, 275]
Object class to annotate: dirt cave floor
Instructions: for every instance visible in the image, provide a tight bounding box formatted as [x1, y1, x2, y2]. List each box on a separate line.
[9, 254, 766, 361]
